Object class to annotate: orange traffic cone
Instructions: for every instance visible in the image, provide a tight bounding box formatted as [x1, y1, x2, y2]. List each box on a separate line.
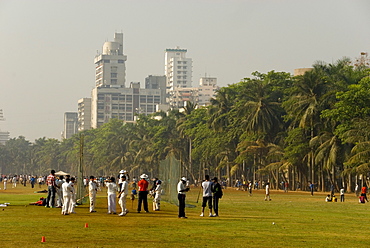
[84, 223, 89, 228]
[41, 236, 46, 243]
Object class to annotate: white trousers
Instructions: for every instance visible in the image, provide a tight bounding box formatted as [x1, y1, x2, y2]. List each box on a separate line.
[89, 192, 96, 212]
[119, 193, 128, 213]
[62, 194, 71, 214]
[107, 193, 116, 213]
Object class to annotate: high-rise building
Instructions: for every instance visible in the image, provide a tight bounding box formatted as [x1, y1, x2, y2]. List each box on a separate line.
[89, 33, 165, 129]
[90, 83, 163, 128]
[165, 47, 193, 91]
[168, 77, 219, 108]
[145, 75, 167, 105]
[168, 87, 198, 108]
[94, 33, 127, 87]
[63, 112, 78, 139]
[0, 109, 9, 145]
[77, 98, 92, 131]
[198, 77, 219, 106]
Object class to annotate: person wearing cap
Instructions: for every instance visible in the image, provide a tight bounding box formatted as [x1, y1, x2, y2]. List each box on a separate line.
[211, 177, 223, 217]
[137, 174, 149, 213]
[177, 177, 190, 218]
[118, 175, 129, 216]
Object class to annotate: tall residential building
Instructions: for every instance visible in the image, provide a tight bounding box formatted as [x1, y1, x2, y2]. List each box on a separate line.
[0, 109, 9, 145]
[145, 75, 167, 104]
[90, 83, 163, 128]
[63, 112, 78, 139]
[198, 77, 219, 106]
[89, 33, 166, 129]
[165, 47, 193, 91]
[94, 33, 127, 87]
[168, 87, 198, 108]
[77, 98, 92, 131]
[168, 77, 219, 108]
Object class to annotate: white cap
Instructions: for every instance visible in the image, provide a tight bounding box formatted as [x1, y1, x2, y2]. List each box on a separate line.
[140, 174, 148, 179]
[181, 177, 187, 181]
[119, 170, 126, 174]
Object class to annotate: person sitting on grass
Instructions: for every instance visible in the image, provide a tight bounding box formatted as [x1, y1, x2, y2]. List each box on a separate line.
[325, 195, 332, 202]
[359, 193, 368, 203]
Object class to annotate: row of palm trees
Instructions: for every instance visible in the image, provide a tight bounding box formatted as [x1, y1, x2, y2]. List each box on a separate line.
[1, 57, 369, 192]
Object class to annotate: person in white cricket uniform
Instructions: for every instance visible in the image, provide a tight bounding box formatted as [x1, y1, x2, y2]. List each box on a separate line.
[62, 178, 73, 215]
[69, 177, 76, 214]
[105, 177, 117, 214]
[3, 177, 7, 190]
[153, 180, 162, 211]
[264, 182, 271, 201]
[89, 176, 97, 213]
[56, 175, 64, 208]
[118, 175, 129, 216]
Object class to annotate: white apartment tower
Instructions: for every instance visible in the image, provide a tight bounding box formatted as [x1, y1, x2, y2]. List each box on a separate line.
[165, 47, 193, 91]
[94, 33, 127, 87]
[198, 77, 219, 106]
[89, 33, 164, 129]
[63, 112, 78, 139]
[77, 98, 92, 131]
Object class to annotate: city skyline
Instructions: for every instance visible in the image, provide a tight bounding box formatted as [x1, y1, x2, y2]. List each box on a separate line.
[0, 0, 369, 141]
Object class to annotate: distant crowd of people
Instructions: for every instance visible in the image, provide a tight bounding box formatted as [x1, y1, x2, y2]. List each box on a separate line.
[4, 171, 370, 219]
[1, 174, 47, 189]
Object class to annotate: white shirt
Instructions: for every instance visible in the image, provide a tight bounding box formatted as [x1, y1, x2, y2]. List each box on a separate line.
[177, 181, 186, 194]
[120, 181, 129, 195]
[202, 181, 213, 197]
[106, 182, 117, 195]
[89, 181, 97, 193]
[62, 182, 73, 196]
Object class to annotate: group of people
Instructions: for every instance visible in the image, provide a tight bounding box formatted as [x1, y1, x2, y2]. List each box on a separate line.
[87, 171, 162, 217]
[43, 170, 77, 215]
[1, 174, 46, 189]
[177, 175, 223, 219]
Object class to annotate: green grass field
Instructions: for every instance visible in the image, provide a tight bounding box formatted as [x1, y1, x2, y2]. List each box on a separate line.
[0, 185, 368, 248]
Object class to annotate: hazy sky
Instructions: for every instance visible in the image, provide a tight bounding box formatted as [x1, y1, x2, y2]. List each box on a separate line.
[0, 0, 369, 142]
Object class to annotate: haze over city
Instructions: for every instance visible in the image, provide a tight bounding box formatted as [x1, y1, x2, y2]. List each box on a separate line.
[0, 0, 369, 142]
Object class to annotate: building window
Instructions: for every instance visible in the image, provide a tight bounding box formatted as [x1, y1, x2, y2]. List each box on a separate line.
[118, 60, 124, 63]
[104, 59, 110, 63]
[111, 73, 117, 78]
[140, 96, 146, 103]
[111, 79, 117, 84]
